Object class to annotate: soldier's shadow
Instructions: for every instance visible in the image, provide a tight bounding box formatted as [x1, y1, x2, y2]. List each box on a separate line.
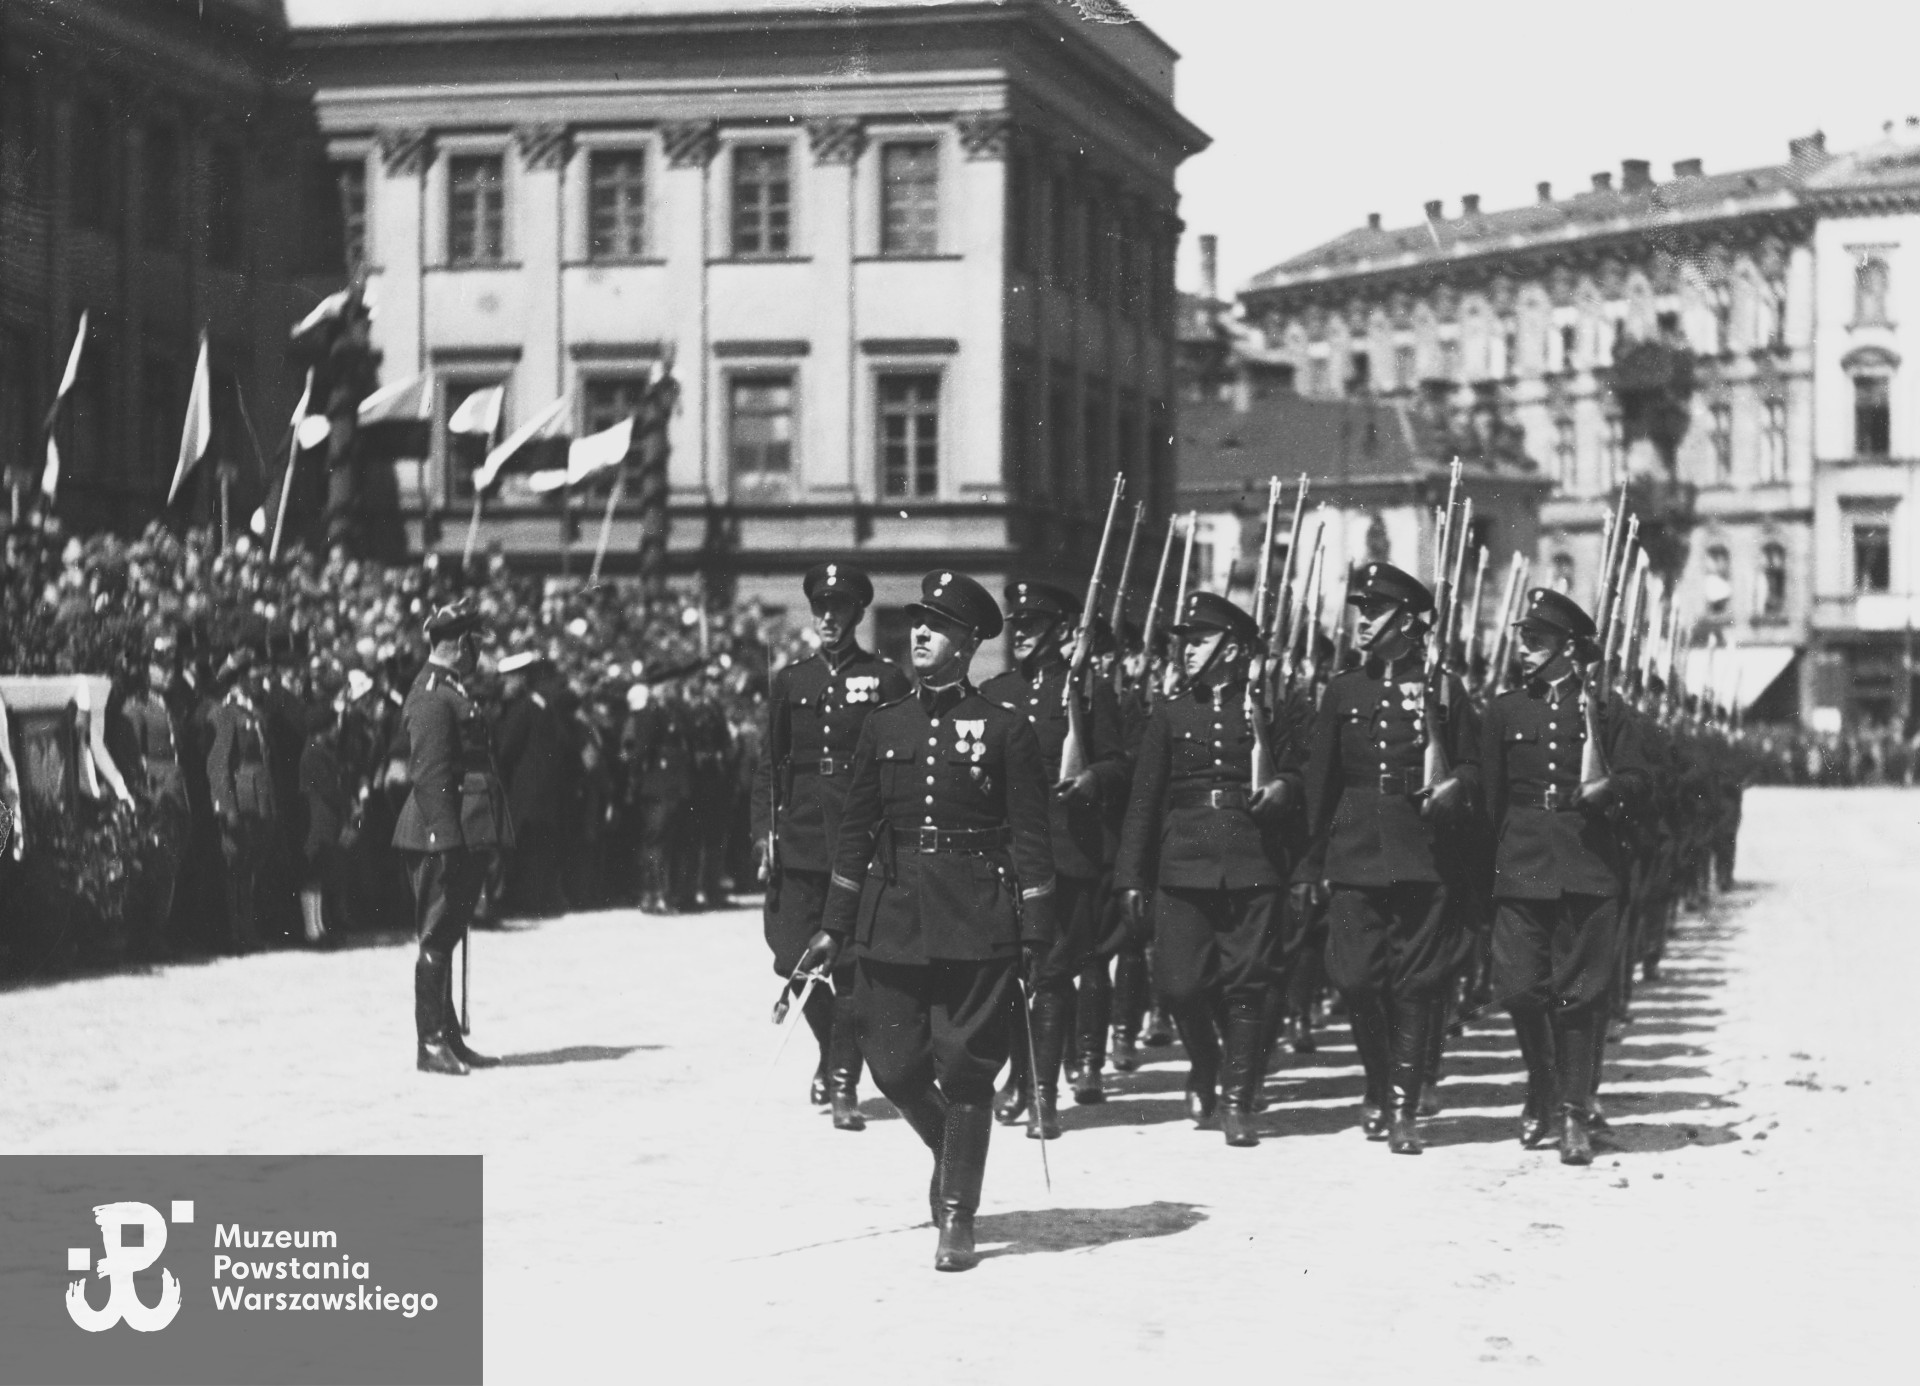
[974, 1200, 1207, 1259]
[499, 1043, 661, 1068]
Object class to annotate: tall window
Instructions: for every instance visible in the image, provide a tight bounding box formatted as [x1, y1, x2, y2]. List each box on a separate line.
[1393, 342, 1416, 390]
[1500, 321, 1519, 378]
[1760, 541, 1788, 618]
[1553, 418, 1577, 489]
[728, 374, 795, 489]
[1766, 279, 1788, 348]
[878, 373, 939, 499]
[1705, 544, 1733, 614]
[1854, 257, 1891, 327]
[732, 146, 790, 257]
[880, 142, 939, 256]
[1604, 414, 1625, 486]
[1713, 289, 1732, 354]
[583, 376, 646, 435]
[1559, 324, 1579, 371]
[589, 150, 648, 260]
[1854, 521, 1892, 594]
[448, 155, 505, 265]
[1347, 352, 1371, 395]
[1762, 399, 1789, 483]
[443, 378, 510, 503]
[1855, 376, 1891, 456]
[1710, 403, 1733, 483]
[334, 160, 367, 274]
[207, 142, 244, 268]
[142, 125, 178, 249]
[70, 98, 115, 233]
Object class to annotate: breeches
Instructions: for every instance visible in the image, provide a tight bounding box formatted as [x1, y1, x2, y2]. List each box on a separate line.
[1491, 893, 1620, 1013]
[1151, 885, 1281, 1009]
[854, 957, 1016, 1108]
[1324, 881, 1456, 1000]
[407, 849, 485, 960]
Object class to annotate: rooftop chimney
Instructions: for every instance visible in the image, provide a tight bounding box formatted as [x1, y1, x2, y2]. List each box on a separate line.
[1591, 171, 1613, 192]
[1672, 158, 1703, 178]
[1199, 233, 1218, 302]
[1788, 131, 1827, 162]
[1461, 193, 1481, 215]
[1367, 212, 1381, 230]
[1424, 199, 1443, 220]
[1621, 159, 1653, 192]
[1537, 181, 1553, 203]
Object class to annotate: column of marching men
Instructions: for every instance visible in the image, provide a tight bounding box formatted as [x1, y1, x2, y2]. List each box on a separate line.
[743, 477, 1757, 1272]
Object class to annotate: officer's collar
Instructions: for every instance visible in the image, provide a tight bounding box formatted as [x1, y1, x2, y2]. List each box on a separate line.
[1017, 648, 1067, 683]
[917, 678, 972, 718]
[426, 657, 468, 692]
[1189, 678, 1242, 709]
[1526, 662, 1580, 699]
[821, 640, 865, 673]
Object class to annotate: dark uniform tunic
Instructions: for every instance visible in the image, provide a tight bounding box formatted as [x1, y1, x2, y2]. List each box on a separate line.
[821, 681, 1056, 1106]
[206, 688, 278, 950]
[391, 662, 515, 957]
[496, 684, 576, 917]
[120, 690, 191, 948]
[623, 697, 692, 907]
[750, 644, 909, 972]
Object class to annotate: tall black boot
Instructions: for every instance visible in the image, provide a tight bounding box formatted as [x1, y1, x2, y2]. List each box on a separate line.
[1173, 1002, 1222, 1128]
[415, 952, 467, 1076]
[1027, 987, 1070, 1140]
[1418, 990, 1449, 1116]
[1387, 993, 1433, 1155]
[888, 1088, 950, 1223]
[1509, 1004, 1557, 1149]
[934, 1101, 992, 1272]
[1345, 990, 1393, 1139]
[801, 981, 834, 1106]
[1072, 964, 1110, 1105]
[1219, 995, 1267, 1148]
[1252, 984, 1288, 1110]
[440, 952, 499, 1068]
[1110, 949, 1147, 1071]
[1553, 1004, 1601, 1166]
[994, 1021, 1031, 1125]
[827, 983, 865, 1132]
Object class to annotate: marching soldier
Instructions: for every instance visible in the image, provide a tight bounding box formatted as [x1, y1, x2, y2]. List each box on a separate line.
[391, 597, 516, 1075]
[751, 563, 909, 1128]
[1115, 592, 1301, 1147]
[495, 650, 575, 919]
[1482, 588, 1650, 1164]
[206, 634, 278, 954]
[795, 571, 1056, 1272]
[980, 581, 1128, 1137]
[1298, 562, 1481, 1155]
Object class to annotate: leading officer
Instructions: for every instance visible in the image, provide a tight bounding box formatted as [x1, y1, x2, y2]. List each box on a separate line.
[392, 597, 515, 1075]
[797, 571, 1056, 1272]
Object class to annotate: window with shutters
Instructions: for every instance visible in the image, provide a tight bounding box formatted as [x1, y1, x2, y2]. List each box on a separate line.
[1553, 418, 1577, 490]
[1761, 399, 1789, 483]
[1760, 542, 1788, 618]
[589, 150, 648, 260]
[1710, 403, 1733, 483]
[878, 373, 940, 499]
[578, 375, 646, 499]
[880, 142, 938, 255]
[732, 146, 791, 257]
[448, 155, 505, 265]
[1854, 522, 1892, 594]
[1855, 376, 1891, 457]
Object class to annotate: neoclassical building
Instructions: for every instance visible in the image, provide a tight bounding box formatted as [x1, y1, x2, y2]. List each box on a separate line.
[286, 0, 1205, 649]
[1241, 138, 1828, 721]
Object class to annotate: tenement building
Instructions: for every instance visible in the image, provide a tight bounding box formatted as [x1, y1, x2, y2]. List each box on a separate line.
[285, 0, 1205, 643]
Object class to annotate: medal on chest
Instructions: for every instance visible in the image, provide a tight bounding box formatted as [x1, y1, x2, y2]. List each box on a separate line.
[954, 719, 991, 791]
[845, 675, 878, 704]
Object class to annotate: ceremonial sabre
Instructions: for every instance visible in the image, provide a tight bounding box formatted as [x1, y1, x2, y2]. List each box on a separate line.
[768, 966, 828, 1070]
[1015, 976, 1052, 1194]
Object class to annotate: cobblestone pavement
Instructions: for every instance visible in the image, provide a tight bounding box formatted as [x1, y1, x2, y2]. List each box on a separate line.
[3, 787, 1913, 1384]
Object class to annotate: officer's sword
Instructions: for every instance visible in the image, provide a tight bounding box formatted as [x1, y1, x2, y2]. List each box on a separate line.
[460, 928, 471, 1035]
[768, 966, 829, 1069]
[1015, 976, 1052, 1195]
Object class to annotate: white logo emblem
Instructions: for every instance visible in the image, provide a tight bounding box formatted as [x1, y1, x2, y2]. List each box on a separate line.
[66, 1201, 189, 1332]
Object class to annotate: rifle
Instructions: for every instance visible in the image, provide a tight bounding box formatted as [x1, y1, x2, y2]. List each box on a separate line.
[1247, 478, 1284, 793]
[1266, 476, 1310, 704]
[1107, 500, 1145, 691]
[1326, 561, 1352, 694]
[1298, 535, 1329, 692]
[1465, 543, 1489, 682]
[1582, 510, 1637, 784]
[1059, 473, 1126, 784]
[1487, 550, 1526, 696]
[1443, 496, 1473, 670]
[1164, 511, 1198, 697]
[1138, 518, 1179, 704]
[1421, 460, 1464, 790]
[1282, 516, 1326, 699]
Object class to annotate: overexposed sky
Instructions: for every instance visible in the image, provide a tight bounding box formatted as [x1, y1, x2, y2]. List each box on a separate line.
[1126, 0, 1920, 298]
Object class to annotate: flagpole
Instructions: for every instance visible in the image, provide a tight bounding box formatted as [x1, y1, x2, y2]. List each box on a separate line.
[462, 416, 494, 571]
[591, 470, 625, 584]
[269, 370, 314, 563]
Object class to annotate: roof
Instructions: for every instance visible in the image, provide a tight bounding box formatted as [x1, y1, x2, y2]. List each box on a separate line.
[1804, 120, 1920, 205]
[1247, 158, 1818, 296]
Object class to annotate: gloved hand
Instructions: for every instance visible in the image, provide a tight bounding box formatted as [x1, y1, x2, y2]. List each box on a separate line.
[1019, 940, 1045, 988]
[1055, 769, 1100, 803]
[1119, 888, 1151, 945]
[1575, 776, 1614, 808]
[1420, 775, 1464, 819]
[1250, 778, 1297, 818]
[796, 930, 840, 975]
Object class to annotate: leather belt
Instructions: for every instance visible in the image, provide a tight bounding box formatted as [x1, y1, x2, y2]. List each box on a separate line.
[1521, 785, 1585, 811]
[1345, 769, 1422, 795]
[898, 825, 1011, 854]
[1169, 786, 1250, 811]
[788, 757, 842, 777]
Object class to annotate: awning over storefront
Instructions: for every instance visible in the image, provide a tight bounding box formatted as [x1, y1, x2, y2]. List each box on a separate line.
[1683, 645, 1800, 712]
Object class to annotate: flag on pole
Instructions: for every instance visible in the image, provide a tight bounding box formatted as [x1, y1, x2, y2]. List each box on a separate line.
[473, 394, 570, 494]
[527, 415, 633, 494]
[252, 370, 320, 539]
[166, 335, 213, 506]
[40, 310, 87, 500]
[355, 371, 435, 459]
[448, 385, 504, 438]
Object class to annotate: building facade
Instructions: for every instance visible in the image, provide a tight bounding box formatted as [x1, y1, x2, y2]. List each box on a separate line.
[0, 0, 321, 535]
[1240, 139, 1832, 723]
[286, 0, 1204, 647]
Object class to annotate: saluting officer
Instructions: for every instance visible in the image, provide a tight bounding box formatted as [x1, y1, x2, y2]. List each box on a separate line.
[980, 580, 1129, 1137]
[750, 562, 910, 1128]
[796, 571, 1056, 1273]
[1115, 592, 1301, 1147]
[1483, 589, 1650, 1165]
[391, 597, 516, 1076]
[1298, 562, 1480, 1155]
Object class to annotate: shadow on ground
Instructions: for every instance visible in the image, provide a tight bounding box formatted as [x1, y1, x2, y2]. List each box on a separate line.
[500, 1044, 661, 1068]
[974, 1201, 1208, 1259]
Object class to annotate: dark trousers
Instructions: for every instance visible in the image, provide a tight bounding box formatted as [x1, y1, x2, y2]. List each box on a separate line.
[1491, 893, 1620, 1014]
[219, 818, 270, 952]
[406, 849, 485, 961]
[506, 821, 567, 918]
[1325, 882, 1456, 1112]
[767, 868, 862, 1085]
[1151, 884, 1280, 1009]
[855, 957, 1016, 1108]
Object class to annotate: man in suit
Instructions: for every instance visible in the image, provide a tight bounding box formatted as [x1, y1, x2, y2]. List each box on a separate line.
[981, 581, 1129, 1137]
[391, 597, 515, 1075]
[796, 571, 1056, 1272]
[1482, 588, 1649, 1164]
[495, 649, 575, 919]
[750, 563, 910, 1128]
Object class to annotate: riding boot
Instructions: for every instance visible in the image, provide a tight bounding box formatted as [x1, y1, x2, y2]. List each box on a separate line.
[299, 887, 327, 946]
[1510, 1004, 1557, 1149]
[801, 981, 835, 1106]
[1173, 1002, 1221, 1127]
[1418, 994, 1448, 1116]
[827, 984, 865, 1131]
[1219, 996, 1267, 1148]
[994, 1027, 1031, 1125]
[1110, 949, 1147, 1071]
[1250, 984, 1288, 1111]
[1387, 993, 1432, 1155]
[1143, 1002, 1173, 1048]
[934, 1102, 992, 1272]
[1073, 965, 1110, 1104]
[1553, 1003, 1601, 1166]
[891, 1087, 950, 1223]
[439, 960, 499, 1068]
[1027, 987, 1069, 1140]
[1345, 990, 1392, 1138]
[415, 952, 467, 1076]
